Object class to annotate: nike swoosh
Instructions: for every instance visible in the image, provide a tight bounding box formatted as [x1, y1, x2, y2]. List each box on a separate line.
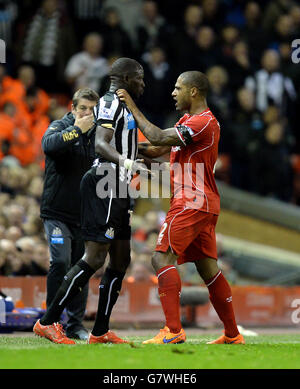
[163, 334, 181, 343]
[225, 340, 235, 344]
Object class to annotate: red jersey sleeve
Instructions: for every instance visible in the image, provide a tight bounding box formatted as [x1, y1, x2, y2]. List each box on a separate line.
[175, 113, 213, 147]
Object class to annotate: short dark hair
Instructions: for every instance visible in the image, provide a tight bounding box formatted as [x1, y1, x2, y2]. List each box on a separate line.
[109, 57, 142, 78]
[72, 88, 99, 107]
[180, 71, 209, 97]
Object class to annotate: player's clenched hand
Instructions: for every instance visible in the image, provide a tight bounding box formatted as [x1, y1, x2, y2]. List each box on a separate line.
[120, 157, 154, 176]
[116, 89, 136, 111]
[74, 114, 94, 134]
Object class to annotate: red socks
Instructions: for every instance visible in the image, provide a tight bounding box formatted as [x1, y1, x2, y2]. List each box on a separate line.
[205, 271, 239, 338]
[157, 265, 239, 338]
[157, 265, 182, 333]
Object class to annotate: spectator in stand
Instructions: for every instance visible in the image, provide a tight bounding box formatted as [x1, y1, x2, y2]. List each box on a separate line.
[17, 86, 50, 165]
[4, 203, 24, 229]
[0, 102, 15, 161]
[139, 46, 174, 127]
[224, 40, 252, 91]
[14, 236, 35, 275]
[65, 32, 109, 92]
[20, 0, 77, 92]
[0, 239, 18, 276]
[241, 2, 268, 68]
[17, 66, 50, 116]
[229, 87, 264, 191]
[103, 0, 142, 47]
[201, 0, 224, 32]
[220, 24, 240, 63]
[12, 237, 48, 276]
[245, 49, 297, 117]
[136, 0, 166, 56]
[249, 120, 293, 201]
[0, 65, 20, 108]
[5, 226, 22, 242]
[272, 14, 296, 47]
[262, 0, 296, 33]
[167, 4, 202, 72]
[289, 5, 300, 33]
[206, 66, 232, 154]
[193, 26, 220, 72]
[66, 0, 102, 46]
[100, 8, 133, 58]
[31, 242, 50, 275]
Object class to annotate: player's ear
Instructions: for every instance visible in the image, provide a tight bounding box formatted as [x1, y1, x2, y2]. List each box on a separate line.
[190, 87, 198, 97]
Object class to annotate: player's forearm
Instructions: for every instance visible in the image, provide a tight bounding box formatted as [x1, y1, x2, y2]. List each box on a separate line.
[95, 140, 123, 166]
[130, 107, 164, 145]
[138, 143, 171, 158]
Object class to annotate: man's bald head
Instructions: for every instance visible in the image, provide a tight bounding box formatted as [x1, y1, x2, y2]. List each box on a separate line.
[110, 57, 143, 78]
[179, 71, 209, 97]
[109, 57, 144, 99]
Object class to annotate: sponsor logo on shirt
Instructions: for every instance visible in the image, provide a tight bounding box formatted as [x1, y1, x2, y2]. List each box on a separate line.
[127, 113, 136, 130]
[100, 107, 114, 120]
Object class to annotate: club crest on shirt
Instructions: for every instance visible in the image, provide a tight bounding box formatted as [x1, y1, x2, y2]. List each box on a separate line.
[51, 227, 64, 244]
[52, 227, 62, 236]
[105, 227, 115, 239]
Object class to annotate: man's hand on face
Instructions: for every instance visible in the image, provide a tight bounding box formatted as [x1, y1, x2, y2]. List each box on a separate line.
[74, 114, 94, 134]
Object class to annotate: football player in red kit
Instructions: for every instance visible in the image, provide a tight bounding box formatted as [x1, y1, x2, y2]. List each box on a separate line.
[117, 71, 245, 345]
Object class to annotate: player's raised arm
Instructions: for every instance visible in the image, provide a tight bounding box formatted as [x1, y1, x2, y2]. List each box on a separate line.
[117, 89, 182, 146]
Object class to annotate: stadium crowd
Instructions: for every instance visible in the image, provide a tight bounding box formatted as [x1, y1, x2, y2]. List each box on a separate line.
[0, 0, 300, 277]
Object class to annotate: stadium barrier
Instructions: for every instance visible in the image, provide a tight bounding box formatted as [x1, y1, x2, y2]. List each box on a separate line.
[0, 276, 299, 327]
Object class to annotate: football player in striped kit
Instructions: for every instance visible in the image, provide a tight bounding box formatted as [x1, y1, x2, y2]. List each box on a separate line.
[34, 58, 148, 344]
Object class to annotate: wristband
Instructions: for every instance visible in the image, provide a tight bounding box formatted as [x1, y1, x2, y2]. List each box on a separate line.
[123, 158, 134, 170]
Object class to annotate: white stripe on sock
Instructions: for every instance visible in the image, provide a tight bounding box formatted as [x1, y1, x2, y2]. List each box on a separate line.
[59, 270, 84, 306]
[206, 270, 221, 287]
[157, 266, 176, 279]
[105, 277, 118, 315]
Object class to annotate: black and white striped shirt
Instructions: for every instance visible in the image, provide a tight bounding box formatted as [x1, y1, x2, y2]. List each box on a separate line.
[74, 0, 102, 19]
[93, 91, 138, 181]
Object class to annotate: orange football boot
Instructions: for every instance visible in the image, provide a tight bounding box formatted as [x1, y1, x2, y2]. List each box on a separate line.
[143, 327, 186, 344]
[207, 333, 245, 344]
[88, 330, 130, 344]
[142, 326, 170, 344]
[33, 319, 76, 344]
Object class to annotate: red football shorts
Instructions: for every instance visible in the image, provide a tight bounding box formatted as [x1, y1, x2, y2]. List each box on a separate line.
[155, 205, 218, 264]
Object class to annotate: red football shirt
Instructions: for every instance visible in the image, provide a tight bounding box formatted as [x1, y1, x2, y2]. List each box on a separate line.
[169, 108, 220, 215]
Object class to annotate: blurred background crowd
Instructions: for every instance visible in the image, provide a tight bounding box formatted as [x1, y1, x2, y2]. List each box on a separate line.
[0, 0, 300, 279]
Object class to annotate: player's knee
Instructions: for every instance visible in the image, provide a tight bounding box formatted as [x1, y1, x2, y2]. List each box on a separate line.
[151, 253, 162, 272]
[85, 254, 105, 271]
[109, 254, 131, 273]
[195, 258, 219, 281]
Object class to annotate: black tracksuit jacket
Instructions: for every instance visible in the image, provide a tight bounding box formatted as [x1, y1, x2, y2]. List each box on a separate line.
[40, 112, 96, 226]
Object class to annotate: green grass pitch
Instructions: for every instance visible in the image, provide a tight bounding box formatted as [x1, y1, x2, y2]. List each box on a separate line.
[1, 333, 300, 369]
